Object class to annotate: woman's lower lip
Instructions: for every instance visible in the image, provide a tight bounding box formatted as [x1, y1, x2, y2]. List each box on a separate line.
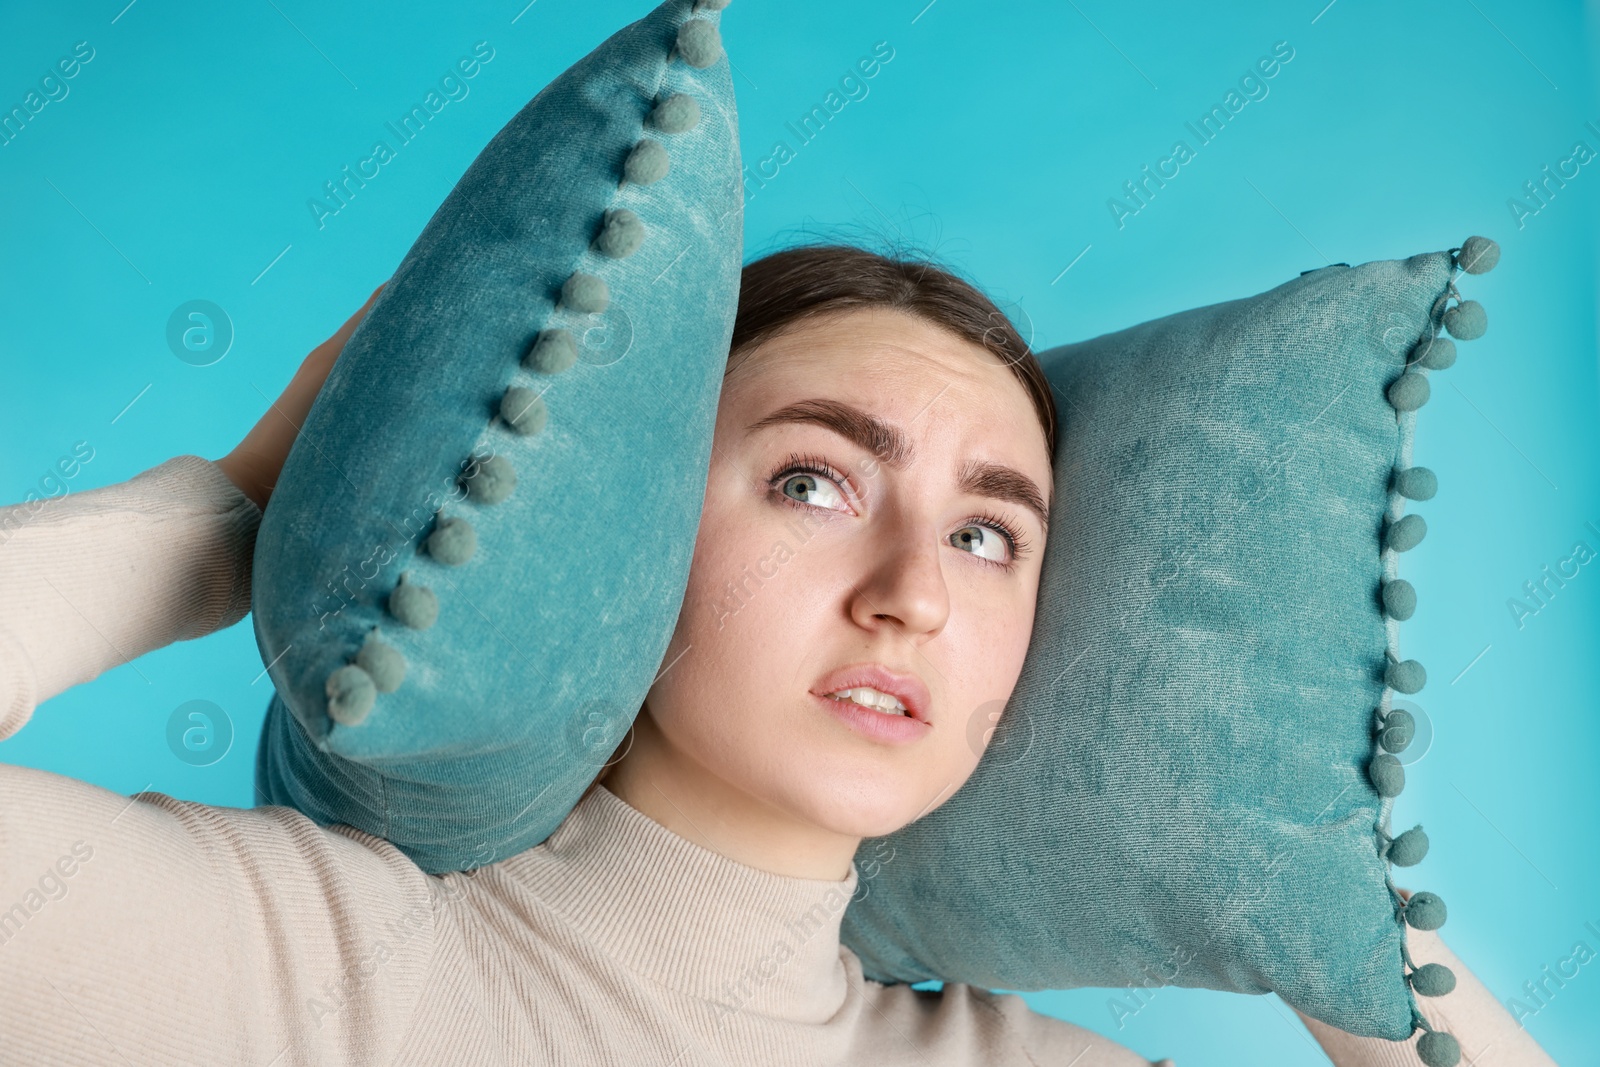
[811, 692, 929, 744]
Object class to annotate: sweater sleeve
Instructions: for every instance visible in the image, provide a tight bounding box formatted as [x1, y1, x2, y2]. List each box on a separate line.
[0, 453, 438, 1064]
[1296, 926, 1561, 1066]
[0, 761, 439, 1066]
[968, 986, 1177, 1065]
[0, 453, 261, 739]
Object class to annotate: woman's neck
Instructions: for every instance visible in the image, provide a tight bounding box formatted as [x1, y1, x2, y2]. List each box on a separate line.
[602, 709, 861, 881]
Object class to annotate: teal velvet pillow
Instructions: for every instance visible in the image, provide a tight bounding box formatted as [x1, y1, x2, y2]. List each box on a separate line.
[251, 0, 743, 874]
[837, 239, 1501, 1067]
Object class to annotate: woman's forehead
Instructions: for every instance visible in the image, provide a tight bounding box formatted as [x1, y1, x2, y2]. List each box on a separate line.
[732, 313, 1019, 405]
[720, 307, 1053, 479]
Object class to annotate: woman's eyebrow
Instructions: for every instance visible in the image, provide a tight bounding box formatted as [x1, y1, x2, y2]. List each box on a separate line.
[745, 397, 1050, 532]
[748, 397, 914, 468]
[958, 458, 1050, 533]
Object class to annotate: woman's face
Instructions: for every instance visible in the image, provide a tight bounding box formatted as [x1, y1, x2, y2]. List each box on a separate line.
[631, 305, 1053, 841]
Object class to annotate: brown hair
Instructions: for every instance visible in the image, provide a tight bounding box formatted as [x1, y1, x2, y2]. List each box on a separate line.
[723, 242, 1057, 459]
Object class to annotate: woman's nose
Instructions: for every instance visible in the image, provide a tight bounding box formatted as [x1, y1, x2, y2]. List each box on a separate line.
[846, 524, 950, 643]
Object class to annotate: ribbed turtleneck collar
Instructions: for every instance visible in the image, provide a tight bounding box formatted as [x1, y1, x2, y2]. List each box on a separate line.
[497, 782, 861, 1025]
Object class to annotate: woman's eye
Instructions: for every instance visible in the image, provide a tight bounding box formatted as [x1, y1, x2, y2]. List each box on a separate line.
[951, 524, 1008, 564]
[779, 471, 848, 511]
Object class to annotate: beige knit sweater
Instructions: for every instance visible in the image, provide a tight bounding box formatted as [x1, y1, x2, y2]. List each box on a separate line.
[0, 454, 1559, 1066]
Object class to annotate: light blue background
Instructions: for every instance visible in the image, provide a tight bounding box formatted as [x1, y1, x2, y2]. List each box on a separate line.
[2, 1, 1596, 1063]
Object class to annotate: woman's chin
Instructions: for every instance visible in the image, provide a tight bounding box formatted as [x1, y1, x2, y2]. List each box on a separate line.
[779, 775, 932, 843]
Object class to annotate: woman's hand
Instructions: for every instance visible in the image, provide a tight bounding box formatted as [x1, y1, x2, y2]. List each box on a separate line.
[215, 282, 386, 510]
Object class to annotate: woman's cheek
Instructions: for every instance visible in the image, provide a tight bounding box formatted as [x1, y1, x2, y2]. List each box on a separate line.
[939, 598, 1025, 734]
[681, 511, 772, 644]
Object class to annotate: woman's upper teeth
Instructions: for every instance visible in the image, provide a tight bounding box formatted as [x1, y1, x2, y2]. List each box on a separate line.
[828, 687, 907, 714]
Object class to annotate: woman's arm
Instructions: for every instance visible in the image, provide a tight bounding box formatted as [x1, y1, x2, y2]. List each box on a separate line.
[0, 454, 261, 739]
[0, 756, 439, 1064]
[1296, 892, 1560, 1066]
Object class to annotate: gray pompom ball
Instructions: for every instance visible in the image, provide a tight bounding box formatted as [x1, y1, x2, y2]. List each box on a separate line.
[1386, 657, 1426, 695]
[462, 453, 517, 505]
[649, 92, 700, 133]
[1387, 371, 1429, 412]
[593, 208, 645, 259]
[525, 329, 578, 374]
[1369, 753, 1405, 797]
[1457, 235, 1499, 275]
[560, 272, 609, 314]
[1378, 708, 1416, 753]
[1409, 962, 1457, 997]
[1420, 337, 1459, 371]
[675, 19, 723, 68]
[388, 572, 439, 630]
[1392, 466, 1437, 501]
[1404, 891, 1448, 931]
[1384, 513, 1427, 553]
[1412, 335, 1457, 371]
[623, 138, 670, 185]
[500, 385, 548, 436]
[427, 514, 477, 565]
[326, 664, 376, 726]
[1443, 300, 1487, 340]
[356, 631, 406, 693]
[1387, 825, 1429, 867]
[1417, 1030, 1461, 1067]
[1381, 578, 1416, 621]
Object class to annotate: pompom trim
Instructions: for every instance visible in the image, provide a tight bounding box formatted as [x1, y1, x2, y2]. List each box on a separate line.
[1370, 235, 1499, 1067]
[321, 0, 732, 732]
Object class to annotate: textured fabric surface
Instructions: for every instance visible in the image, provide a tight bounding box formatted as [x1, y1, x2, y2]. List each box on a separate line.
[250, 0, 744, 874]
[838, 252, 1473, 1044]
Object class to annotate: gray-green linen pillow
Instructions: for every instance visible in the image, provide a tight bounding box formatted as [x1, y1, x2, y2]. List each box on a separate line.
[838, 237, 1502, 1067]
[251, 0, 744, 875]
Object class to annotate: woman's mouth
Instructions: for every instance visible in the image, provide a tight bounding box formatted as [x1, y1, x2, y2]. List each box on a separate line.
[810, 690, 929, 744]
[824, 687, 908, 715]
[808, 663, 931, 724]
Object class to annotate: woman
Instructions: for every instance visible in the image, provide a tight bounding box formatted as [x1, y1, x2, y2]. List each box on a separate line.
[0, 245, 1555, 1066]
